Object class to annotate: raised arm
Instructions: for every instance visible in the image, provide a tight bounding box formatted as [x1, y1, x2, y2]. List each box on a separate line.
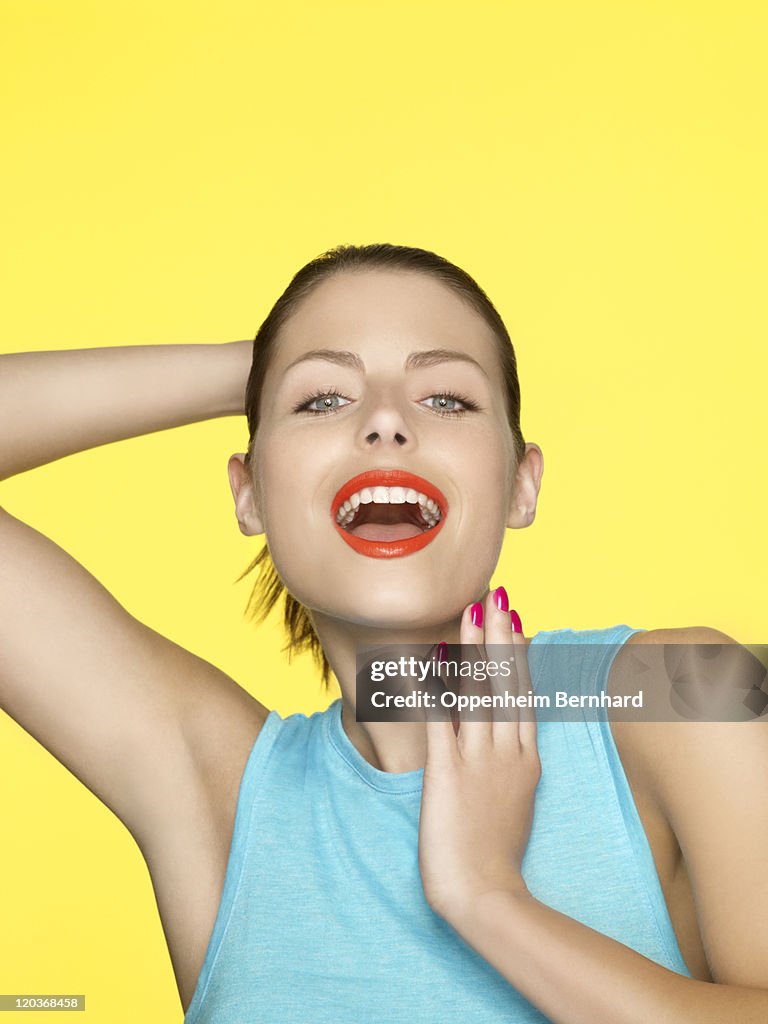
[0, 340, 252, 479]
[0, 339, 268, 853]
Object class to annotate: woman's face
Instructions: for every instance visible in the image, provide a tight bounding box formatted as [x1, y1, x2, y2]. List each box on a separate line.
[243, 269, 540, 630]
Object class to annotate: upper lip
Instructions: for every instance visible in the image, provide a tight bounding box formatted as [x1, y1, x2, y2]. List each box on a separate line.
[331, 468, 449, 518]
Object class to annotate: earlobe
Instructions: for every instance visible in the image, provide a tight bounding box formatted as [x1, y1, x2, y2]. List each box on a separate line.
[507, 503, 534, 529]
[227, 453, 265, 536]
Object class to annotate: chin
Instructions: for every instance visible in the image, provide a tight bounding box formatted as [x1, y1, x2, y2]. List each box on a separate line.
[271, 530, 498, 627]
[304, 584, 473, 634]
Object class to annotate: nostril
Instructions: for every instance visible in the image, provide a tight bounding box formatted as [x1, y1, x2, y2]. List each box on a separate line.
[364, 431, 408, 445]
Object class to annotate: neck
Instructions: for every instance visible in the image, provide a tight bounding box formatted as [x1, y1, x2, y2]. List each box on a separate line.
[309, 602, 475, 774]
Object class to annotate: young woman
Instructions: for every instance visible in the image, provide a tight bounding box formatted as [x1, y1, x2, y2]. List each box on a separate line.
[1, 244, 766, 1023]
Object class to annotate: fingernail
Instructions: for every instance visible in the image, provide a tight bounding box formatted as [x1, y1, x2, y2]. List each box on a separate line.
[470, 602, 484, 628]
[510, 609, 523, 634]
[437, 641, 448, 663]
[493, 586, 509, 612]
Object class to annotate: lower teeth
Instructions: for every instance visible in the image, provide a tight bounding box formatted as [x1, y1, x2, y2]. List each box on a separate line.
[338, 511, 438, 530]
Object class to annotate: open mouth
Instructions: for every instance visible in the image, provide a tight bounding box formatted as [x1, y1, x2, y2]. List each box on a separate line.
[331, 469, 448, 559]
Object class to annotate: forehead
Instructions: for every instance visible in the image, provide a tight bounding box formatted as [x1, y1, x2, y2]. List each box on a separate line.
[272, 269, 499, 368]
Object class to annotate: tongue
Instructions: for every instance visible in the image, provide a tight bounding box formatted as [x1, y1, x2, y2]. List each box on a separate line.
[349, 522, 424, 541]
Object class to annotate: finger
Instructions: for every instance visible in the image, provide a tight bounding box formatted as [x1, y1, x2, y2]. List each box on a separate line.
[425, 641, 459, 738]
[456, 597, 493, 754]
[483, 586, 520, 733]
[425, 713, 460, 766]
[510, 615, 537, 751]
[424, 644, 459, 763]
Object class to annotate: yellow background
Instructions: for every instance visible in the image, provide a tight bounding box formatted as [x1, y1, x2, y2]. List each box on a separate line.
[1, 1, 766, 1019]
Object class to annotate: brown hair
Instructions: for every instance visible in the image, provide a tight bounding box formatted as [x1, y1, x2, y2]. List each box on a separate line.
[238, 243, 527, 689]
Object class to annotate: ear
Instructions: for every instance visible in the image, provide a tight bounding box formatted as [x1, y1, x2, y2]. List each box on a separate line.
[506, 443, 544, 530]
[227, 453, 265, 536]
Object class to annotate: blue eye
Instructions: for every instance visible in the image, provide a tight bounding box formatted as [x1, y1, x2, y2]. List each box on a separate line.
[293, 389, 352, 414]
[426, 395, 460, 412]
[421, 392, 478, 416]
[308, 394, 349, 412]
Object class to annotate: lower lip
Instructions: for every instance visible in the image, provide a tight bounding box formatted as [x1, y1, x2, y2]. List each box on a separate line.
[332, 517, 446, 559]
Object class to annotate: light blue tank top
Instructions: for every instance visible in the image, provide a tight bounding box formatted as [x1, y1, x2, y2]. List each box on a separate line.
[184, 626, 691, 1023]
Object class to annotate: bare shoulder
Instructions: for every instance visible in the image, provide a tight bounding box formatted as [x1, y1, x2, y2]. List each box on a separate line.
[0, 502, 271, 849]
[132, 642, 270, 854]
[611, 624, 758, 791]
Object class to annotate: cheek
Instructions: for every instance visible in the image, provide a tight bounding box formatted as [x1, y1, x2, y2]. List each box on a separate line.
[260, 498, 326, 611]
[444, 438, 513, 578]
[455, 433, 513, 523]
[254, 430, 336, 579]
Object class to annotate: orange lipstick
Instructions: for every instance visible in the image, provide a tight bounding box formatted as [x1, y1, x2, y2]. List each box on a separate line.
[331, 469, 448, 559]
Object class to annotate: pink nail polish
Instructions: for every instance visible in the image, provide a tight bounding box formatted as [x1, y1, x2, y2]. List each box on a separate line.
[510, 609, 523, 634]
[493, 586, 509, 612]
[471, 602, 484, 628]
[437, 641, 448, 663]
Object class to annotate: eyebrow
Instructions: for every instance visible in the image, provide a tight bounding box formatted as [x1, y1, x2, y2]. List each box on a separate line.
[283, 347, 489, 378]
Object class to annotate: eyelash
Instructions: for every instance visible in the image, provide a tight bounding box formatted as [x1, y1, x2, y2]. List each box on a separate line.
[292, 388, 480, 418]
[421, 390, 480, 417]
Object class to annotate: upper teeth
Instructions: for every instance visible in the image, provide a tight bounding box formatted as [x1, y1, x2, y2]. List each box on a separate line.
[335, 487, 442, 528]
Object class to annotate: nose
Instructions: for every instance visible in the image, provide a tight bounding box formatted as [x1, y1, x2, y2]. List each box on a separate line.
[357, 395, 413, 449]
